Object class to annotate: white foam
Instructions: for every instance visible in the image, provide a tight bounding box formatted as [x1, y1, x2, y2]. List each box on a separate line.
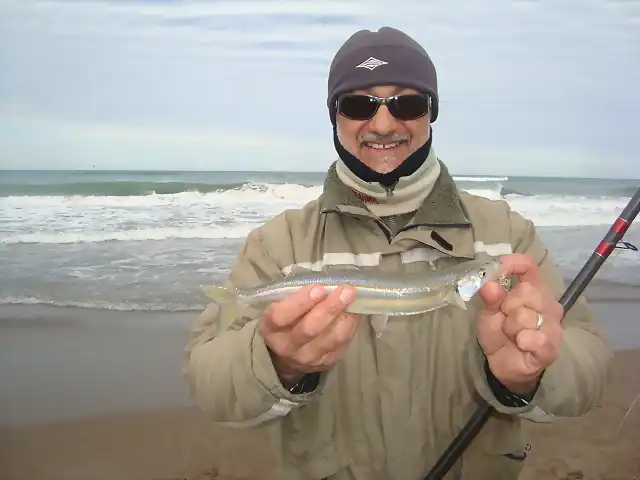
[0, 181, 633, 244]
[464, 188, 504, 201]
[0, 295, 196, 311]
[1, 226, 259, 244]
[454, 176, 509, 182]
[503, 194, 631, 227]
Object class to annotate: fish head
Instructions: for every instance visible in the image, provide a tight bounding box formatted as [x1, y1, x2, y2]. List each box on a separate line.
[454, 259, 504, 301]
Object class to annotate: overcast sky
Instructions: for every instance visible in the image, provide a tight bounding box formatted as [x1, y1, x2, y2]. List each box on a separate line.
[1, 0, 639, 177]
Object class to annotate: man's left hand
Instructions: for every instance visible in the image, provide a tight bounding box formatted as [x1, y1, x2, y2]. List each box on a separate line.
[477, 253, 565, 395]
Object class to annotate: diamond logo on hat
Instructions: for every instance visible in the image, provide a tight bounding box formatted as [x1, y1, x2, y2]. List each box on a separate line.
[355, 57, 388, 71]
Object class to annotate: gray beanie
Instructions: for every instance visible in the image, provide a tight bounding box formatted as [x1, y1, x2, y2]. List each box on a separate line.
[327, 26, 439, 125]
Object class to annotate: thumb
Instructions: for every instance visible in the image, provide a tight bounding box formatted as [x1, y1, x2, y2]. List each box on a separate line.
[478, 280, 506, 315]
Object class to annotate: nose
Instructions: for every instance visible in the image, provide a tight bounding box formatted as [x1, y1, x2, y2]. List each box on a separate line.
[368, 103, 396, 134]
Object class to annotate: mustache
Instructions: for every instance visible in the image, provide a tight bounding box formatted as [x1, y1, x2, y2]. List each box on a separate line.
[358, 132, 411, 144]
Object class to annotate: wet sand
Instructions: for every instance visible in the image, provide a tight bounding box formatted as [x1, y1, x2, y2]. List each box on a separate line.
[1, 291, 639, 480]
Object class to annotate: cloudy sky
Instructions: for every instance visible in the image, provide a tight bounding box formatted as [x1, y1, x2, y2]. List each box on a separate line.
[1, 0, 639, 177]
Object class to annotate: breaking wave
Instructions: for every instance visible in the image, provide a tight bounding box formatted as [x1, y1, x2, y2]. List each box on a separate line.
[0, 179, 634, 245]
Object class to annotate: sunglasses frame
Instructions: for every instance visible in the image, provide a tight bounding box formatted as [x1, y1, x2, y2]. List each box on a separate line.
[335, 92, 431, 121]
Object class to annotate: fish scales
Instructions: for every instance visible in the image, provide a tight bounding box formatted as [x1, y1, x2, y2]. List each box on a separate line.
[201, 258, 504, 319]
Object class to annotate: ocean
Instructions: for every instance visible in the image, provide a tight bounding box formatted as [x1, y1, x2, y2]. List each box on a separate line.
[0, 169, 638, 312]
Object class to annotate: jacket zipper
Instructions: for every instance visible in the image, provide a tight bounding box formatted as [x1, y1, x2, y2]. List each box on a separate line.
[374, 220, 393, 243]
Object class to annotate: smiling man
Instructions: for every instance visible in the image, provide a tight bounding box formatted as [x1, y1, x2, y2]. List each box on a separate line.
[183, 27, 613, 480]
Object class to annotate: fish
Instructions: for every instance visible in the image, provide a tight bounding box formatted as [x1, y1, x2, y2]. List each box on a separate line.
[200, 258, 503, 335]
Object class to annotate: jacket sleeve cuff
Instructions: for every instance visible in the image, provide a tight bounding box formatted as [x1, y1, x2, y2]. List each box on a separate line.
[519, 326, 612, 419]
[209, 319, 328, 428]
[484, 359, 541, 406]
[468, 340, 540, 415]
[248, 321, 328, 416]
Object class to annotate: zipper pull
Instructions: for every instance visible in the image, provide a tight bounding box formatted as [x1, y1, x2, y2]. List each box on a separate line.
[383, 180, 399, 197]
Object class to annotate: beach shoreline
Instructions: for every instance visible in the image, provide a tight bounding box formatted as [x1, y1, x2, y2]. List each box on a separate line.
[1, 292, 639, 479]
[1, 288, 639, 427]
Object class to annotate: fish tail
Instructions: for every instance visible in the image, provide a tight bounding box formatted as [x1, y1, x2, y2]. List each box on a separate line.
[200, 284, 238, 305]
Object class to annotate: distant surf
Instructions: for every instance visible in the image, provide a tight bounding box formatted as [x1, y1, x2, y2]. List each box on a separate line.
[0, 174, 636, 245]
[1, 170, 636, 198]
[1, 170, 637, 312]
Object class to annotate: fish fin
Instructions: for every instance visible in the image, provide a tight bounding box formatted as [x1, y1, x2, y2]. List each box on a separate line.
[200, 285, 240, 331]
[447, 289, 468, 310]
[200, 285, 237, 305]
[321, 264, 360, 274]
[370, 314, 389, 337]
[284, 265, 315, 277]
[285, 264, 359, 278]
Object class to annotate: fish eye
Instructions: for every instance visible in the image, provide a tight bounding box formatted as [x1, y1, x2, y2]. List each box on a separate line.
[479, 269, 486, 278]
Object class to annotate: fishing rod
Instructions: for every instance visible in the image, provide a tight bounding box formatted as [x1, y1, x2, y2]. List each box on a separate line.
[423, 186, 640, 480]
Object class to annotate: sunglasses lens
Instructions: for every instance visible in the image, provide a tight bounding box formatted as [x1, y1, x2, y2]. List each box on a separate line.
[338, 94, 430, 121]
[337, 95, 378, 120]
[390, 94, 430, 120]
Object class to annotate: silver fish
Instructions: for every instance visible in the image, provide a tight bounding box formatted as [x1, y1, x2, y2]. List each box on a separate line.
[200, 258, 503, 334]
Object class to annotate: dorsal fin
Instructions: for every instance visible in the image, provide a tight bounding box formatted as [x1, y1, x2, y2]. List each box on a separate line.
[284, 265, 315, 277]
[321, 264, 360, 275]
[284, 264, 360, 278]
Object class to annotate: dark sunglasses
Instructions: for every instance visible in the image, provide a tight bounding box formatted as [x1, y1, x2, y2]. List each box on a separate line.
[336, 93, 431, 121]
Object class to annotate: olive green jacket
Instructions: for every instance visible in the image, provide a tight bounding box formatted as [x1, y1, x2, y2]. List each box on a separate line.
[183, 158, 613, 480]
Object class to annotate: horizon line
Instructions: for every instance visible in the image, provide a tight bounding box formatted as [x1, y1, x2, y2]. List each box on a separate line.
[0, 168, 638, 181]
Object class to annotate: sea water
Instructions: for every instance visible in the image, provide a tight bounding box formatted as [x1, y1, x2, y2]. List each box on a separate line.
[0, 170, 638, 312]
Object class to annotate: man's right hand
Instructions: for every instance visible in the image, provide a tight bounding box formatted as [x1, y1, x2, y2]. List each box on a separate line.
[258, 284, 361, 387]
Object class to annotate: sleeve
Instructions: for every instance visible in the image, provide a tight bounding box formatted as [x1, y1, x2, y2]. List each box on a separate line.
[181, 226, 330, 428]
[468, 205, 614, 417]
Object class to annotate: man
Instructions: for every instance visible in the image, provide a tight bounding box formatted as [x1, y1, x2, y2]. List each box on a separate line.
[183, 27, 613, 479]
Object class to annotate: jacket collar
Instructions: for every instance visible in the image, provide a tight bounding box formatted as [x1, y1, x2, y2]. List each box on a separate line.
[320, 158, 471, 227]
[320, 158, 476, 259]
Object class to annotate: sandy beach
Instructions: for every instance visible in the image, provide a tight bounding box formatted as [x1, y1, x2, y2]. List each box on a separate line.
[1, 291, 639, 480]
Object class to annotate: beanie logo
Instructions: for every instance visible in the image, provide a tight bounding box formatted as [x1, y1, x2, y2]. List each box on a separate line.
[355, 57, 388, 71]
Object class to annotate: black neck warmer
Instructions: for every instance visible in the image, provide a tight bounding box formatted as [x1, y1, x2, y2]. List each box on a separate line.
[333, 126, 433, 188]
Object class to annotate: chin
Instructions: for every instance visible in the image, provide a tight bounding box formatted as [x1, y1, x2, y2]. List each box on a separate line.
[371, 164, 399, 174]
[363, 157, 406, 174]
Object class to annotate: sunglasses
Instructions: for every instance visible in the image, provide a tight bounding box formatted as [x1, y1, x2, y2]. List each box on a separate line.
[336, 93, 431, 121]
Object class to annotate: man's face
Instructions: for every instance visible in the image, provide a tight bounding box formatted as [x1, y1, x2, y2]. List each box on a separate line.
[336, 85, 431, 174]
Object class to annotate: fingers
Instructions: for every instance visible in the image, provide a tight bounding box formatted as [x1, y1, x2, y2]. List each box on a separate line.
[499, 280, 562, 345]
[500, 281, 545, 317]
[262, 284, 361, 374]
[477, 278, 550, 358]
[499, 253, 544, 285]
[502, 305, 541, 343]
[288, 285, 356, 347]
[477, 280, 507, 315]
[515, 329, 559, 371]
[295, 312, 361, 368]
[261, 284, 328, 333]
[478, 254, 567, 386]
